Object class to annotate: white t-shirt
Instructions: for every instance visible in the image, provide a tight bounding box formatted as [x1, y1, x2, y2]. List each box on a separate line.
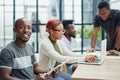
[61, 35, 76, 51]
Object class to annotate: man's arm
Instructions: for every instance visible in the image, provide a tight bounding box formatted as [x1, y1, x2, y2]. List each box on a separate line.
[34, 63, 48, 75]
[108, 26, 120, 54]
[89, 27, 100, 52]
[115, 26, 120, 51]
[0, 68, 20, 80]
[91, 27, 100, 48]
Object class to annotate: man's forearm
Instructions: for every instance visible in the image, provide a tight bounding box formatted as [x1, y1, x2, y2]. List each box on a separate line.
[34, 63, 48, 75]
[0, 76, 20, 80]
[91, 35, 97, 48]
[115, 27, 120, 49]
[9, 77, 20, 80]
[0, 69, 20, 80]
[91, 27, 99, 48]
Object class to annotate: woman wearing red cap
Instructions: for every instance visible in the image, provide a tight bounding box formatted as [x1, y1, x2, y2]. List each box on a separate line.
[39, 19, 97, 80]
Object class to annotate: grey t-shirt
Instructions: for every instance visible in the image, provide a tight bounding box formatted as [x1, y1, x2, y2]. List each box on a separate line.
[0, 42, 36, 79]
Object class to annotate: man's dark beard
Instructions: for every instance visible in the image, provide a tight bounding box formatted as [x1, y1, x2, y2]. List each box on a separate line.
[69, 33, 76, 38]
[19, 37, 29, 43]
[71, 35, 76, 38]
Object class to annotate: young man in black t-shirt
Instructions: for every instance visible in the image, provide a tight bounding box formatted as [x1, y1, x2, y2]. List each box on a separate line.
[89, 1, 120, 54]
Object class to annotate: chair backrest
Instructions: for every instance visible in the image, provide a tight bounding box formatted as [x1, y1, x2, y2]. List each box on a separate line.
[61, 64, 67, 73]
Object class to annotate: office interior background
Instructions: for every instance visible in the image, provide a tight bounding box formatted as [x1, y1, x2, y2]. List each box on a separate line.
[0, 0, 120, 53]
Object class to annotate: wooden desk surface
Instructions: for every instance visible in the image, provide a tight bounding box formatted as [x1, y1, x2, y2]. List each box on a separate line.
[71, 57, 120, 80]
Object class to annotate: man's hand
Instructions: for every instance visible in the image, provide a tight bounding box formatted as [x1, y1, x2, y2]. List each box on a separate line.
[35, 73, 51, 80]
[108, 49, 119, 55]
[85, 55, 98, 62]
[88, 48, 96, 53]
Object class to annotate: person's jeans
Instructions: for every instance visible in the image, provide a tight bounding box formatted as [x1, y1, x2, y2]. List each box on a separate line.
[66, 64, 73, 74]
[51, 71, 71, 80]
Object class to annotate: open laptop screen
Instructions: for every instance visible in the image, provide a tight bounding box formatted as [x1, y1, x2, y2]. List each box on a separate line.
[78, 39, 107, 65]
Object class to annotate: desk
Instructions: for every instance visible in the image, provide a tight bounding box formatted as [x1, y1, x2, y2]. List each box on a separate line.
[71, 57, 120, 80]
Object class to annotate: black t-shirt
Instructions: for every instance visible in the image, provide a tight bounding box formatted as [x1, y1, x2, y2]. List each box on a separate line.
[94, 9, 120, 50]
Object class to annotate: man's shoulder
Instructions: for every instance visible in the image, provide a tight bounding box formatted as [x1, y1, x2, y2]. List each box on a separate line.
[95, 14, 101, 18]
[61, 35, 67, 41]
[94, 14, 101, 21]
[61, 35, 70, 42]
[0, 42, 15, 56]
[111, 9, 120, 13]
[111, 9, 120, 16]
[26, 43, 33, 48]
[4, 42, 15, 50]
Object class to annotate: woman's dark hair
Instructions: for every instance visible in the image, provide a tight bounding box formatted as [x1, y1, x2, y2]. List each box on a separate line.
[98, 1, 110, 9]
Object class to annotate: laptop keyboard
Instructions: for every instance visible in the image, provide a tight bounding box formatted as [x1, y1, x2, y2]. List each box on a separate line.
[93, 59, 101, 63]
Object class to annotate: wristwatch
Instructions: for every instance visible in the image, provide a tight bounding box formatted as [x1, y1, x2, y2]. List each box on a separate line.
[114, 47, 120, 51]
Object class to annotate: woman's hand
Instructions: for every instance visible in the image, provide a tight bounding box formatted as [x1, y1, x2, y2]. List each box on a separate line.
[85, 55, 98, 62]
[51, 67, 60, 78]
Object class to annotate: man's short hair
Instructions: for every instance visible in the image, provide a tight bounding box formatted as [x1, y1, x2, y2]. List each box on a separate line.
[62, 20, 74, 29]
[98, 1, 110, 9]
[14, 18, 29, 28]
[14, 18, 24, 28]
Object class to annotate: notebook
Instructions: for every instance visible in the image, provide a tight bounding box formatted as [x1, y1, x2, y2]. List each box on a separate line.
[79, 39, 107, 65]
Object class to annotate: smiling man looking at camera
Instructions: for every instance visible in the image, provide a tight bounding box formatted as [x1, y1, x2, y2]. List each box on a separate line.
[0, 18, 49, 80]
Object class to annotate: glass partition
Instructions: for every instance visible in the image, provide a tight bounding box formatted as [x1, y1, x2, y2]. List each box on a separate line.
[0, 0, 112, 52]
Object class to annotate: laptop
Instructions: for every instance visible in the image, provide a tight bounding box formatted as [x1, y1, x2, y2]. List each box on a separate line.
[79, 39, 107, 65]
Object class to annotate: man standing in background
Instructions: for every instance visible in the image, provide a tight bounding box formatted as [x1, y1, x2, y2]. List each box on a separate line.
[89, 1, 120, 54]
